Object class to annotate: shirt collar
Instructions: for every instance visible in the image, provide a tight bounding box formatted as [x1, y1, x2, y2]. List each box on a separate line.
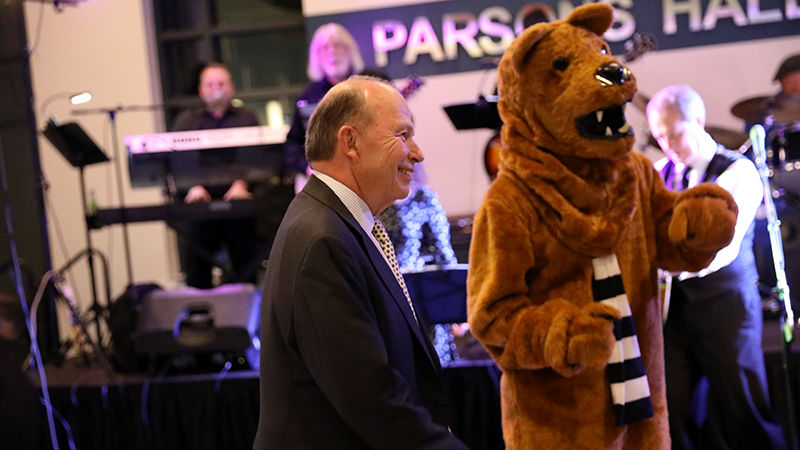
[312, 171, 375, 235]
[686, 130, 718, 175]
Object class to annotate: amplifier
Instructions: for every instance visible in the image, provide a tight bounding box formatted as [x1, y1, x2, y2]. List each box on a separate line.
[134, 283, 260, 364]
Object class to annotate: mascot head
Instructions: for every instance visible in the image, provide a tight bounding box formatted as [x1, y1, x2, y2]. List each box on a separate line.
[498, 3, 637, 160]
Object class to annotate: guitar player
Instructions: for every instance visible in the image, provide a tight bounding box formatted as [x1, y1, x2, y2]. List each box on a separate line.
[283, 23, 401, 193]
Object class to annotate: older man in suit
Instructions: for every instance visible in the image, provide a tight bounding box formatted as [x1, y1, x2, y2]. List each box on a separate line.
[253, 77, 467, 449]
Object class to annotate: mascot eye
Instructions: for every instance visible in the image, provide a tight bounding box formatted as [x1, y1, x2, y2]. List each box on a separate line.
[552, 57, 570, 71]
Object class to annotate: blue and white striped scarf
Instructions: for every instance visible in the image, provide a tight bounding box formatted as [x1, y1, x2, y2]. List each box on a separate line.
[592, 255, 654, 426]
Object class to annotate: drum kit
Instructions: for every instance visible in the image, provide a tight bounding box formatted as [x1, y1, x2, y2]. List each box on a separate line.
[641, 91, 800, 194]
[730, 93, 800, 193]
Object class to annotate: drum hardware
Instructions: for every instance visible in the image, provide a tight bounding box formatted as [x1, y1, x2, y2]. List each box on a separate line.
[765, 122, 800, 193]
[731, 93, 800, 194]
[705, 126, 749, 151]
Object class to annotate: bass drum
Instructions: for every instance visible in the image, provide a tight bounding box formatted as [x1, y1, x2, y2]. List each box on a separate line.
[768, 122, 800, 194]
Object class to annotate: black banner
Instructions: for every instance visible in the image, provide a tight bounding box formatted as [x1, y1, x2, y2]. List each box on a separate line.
[306, 0, 800, 78]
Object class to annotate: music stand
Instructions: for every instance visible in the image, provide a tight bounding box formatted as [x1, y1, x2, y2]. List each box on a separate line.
[43, 120, 109, 167]
[443, 96, 502, 130]
[43, 119, 112, 346]
[403, 265, 468, 324]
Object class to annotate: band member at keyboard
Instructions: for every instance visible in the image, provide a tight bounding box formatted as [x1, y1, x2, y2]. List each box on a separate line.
[283, 23, 387, 192]
[254, 77, 466, 449]
[648, 85, 786, 449]
[171, 62, 261, 289]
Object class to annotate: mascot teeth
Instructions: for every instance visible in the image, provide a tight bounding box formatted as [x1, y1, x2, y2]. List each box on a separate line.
[576, 102, 633, 140]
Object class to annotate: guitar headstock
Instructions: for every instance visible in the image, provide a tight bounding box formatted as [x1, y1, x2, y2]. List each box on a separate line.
[623, 32, 657, 64]
[398, 75, 424, 100]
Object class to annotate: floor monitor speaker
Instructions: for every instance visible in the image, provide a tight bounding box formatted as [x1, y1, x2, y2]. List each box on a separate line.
[134, 283, 260, 368]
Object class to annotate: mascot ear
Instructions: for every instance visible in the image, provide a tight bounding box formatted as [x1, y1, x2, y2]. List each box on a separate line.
[509, 25, 551, 74]
[566, 3, 614, 36]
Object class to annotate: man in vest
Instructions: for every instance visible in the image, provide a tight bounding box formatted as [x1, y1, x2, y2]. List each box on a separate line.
[647, 84, 786, 449]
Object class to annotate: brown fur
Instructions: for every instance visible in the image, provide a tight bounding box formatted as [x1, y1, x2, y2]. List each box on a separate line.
[466, 4, 737, 449]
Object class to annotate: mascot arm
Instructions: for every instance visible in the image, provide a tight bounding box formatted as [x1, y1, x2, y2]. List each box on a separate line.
[651, 172, 737, 272]
[467, 194, 620, 377]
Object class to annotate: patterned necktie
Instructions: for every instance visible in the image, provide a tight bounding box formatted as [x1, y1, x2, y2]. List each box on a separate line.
[680, 167, 691, 190]
[673, 166, 690, 191]
[372, 219, 418, 323]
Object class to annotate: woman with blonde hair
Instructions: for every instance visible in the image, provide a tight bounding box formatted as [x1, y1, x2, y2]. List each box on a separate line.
[284, 23, 377, 181]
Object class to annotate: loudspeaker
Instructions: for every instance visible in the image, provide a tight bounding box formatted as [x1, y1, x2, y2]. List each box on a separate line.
[133, 283, 260, 366]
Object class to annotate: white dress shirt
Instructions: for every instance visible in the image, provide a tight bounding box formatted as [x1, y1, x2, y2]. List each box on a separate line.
[312, 171, 395, 270]
[670, 132, 763, 280]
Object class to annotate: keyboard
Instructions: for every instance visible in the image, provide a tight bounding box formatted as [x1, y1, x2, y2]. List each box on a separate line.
[124, 125, 288, 154]
[125, 125, 288, 189]
[86, 197, 289, 229]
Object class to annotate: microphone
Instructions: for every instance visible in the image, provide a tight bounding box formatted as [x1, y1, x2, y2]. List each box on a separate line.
[749, 124, 769, 179]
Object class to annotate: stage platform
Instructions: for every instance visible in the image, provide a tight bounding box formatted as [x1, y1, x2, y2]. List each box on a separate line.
[29, 358, 503, 450]
[18, 320, 800, 450]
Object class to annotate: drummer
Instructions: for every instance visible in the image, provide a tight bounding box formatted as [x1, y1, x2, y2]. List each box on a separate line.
[768, 54, 800, 168]
[732, 54, 800, 167]
[775, 53, 800, 98]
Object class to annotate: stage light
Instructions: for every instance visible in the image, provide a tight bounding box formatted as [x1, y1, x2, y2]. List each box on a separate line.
[69, 92, 92, 105]
[40, 91, 93, 124]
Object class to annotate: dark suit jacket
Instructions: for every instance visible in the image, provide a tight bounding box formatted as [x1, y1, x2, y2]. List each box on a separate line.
[253, 175, 466, 449]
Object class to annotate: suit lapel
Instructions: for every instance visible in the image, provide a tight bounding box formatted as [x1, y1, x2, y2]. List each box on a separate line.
[302, 176, 439, 367]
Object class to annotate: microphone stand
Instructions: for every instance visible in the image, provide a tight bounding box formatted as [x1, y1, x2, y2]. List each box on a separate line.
[751, 124, 798, 450]
[78, 165, 105, 343]
[72, 103, 165, 287]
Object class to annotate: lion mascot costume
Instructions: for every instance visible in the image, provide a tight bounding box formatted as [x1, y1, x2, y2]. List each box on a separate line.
[466, 4, 738, 449]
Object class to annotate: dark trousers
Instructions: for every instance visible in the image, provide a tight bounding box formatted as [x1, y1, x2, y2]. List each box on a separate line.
[177, 217, 259, 289]
[664, 278, 786, 449]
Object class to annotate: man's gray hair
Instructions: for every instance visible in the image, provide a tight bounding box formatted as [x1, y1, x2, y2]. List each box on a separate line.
[305, 77, 391, 162]
[647, 84, 706, 124]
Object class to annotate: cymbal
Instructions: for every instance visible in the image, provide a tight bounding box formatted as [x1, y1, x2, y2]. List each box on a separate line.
[705, 126, 749, 150]
[730, 95, 800, 124]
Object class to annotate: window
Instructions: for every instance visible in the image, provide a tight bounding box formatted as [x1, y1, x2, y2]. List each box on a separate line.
[152, 0, 307, 129]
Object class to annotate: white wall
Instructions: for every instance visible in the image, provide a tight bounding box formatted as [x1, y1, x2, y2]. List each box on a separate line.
[24, 0, 173, 336]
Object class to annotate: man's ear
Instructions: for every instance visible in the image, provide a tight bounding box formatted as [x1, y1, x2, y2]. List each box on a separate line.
[339, 125, 359, 158]
[693, 115, 705, 130]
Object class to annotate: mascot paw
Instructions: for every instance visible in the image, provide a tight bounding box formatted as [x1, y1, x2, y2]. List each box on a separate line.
[545, 302, 619, 377]
[668, 184, 737, 253]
